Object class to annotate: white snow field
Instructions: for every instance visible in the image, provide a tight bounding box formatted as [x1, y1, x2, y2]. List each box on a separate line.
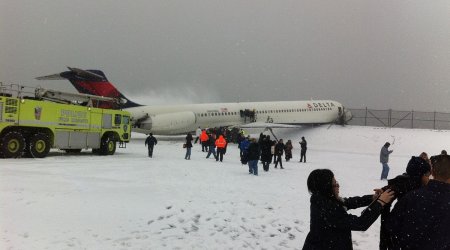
[1, 125, 449, 250]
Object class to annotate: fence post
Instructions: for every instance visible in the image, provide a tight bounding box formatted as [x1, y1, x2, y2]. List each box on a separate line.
[388, 109, 392, 127]
[411, 110, 414, 129]
[434, 111, 436, 130]
[365, 107, 368, 126]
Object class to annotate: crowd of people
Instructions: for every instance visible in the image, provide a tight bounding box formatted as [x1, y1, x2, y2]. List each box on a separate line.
[141, 127, 308, 176]
[144, 131, 449, 249]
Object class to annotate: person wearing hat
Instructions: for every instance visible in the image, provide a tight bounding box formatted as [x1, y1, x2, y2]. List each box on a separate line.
[385, 155, 450, 249]
[380, 142, 394, 180]
[378, 155, 431, 249]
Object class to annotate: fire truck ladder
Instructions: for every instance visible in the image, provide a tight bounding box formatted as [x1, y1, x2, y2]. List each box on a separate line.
[34, 88, 124, 108]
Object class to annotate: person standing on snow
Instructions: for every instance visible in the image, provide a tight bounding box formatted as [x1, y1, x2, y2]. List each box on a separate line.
[380, 142, 394, 180]
[185, 132, 193, 160]
[302, 169, 395, 250]
[247, 138, 260, 175]
[260, 135, 273, 172]
[215, 134, 227, 162]
[299, 137, 307, 163]
[206, 133, 218, 160]
[200, 130, 209, 152]
[144, 133, 158, 158]
[274, 139, 285, 169]
[284, 140, 293, 162]
[378, 154, 432, 249]
[239, 136, 250, 164]
[385, 155, 450, 249]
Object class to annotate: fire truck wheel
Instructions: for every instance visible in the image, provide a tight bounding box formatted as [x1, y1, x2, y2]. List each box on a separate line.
[1, 131, 25, 158]
[100, 135, 116, 155]
[29, 133, 51, 158]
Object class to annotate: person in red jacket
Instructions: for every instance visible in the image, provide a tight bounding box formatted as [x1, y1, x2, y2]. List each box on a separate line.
[215, 135, 227, 162]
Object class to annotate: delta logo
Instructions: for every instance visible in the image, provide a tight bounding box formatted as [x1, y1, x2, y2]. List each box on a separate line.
[311, 102, 335, 108]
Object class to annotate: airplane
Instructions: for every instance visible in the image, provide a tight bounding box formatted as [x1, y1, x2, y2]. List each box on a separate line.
[36, 67, 352, 135]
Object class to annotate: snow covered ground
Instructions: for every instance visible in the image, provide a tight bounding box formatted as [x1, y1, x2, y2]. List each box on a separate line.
[1, 125, 449, 250]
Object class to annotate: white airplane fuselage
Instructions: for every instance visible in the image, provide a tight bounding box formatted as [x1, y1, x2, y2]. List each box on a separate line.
[126, 100, 349, 135]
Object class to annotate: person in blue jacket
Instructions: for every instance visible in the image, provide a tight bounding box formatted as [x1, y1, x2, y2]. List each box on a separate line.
[302, 169, 394, 250]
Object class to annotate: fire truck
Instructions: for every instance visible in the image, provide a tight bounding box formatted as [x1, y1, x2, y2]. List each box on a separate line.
[0, 83, 131, 158]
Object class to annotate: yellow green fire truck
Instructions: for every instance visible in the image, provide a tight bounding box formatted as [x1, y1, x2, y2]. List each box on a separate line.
[0, 84, 131, 158]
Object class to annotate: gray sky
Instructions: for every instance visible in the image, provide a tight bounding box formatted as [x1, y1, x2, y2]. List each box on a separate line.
[1, 0, 449, 111]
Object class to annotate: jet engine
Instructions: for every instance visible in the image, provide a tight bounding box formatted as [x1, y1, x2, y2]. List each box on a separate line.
[137, 111, 196, 135]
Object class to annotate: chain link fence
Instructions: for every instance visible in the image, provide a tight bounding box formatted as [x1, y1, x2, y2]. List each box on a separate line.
[347, 108, 450, 130]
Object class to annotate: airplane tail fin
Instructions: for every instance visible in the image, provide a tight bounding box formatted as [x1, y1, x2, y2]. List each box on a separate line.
[36, 67, 141, 109]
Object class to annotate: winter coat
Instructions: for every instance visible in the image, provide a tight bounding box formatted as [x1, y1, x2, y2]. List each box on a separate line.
[215, 135, 227, 149]
[385, 180, 450, 250]
[284, 142, 293, 156]
[200, 131, 209, 143]
[260, 140, 272, 162]
[379, 174, 424, 250]
[239, 139, 250, 152]
[185, 134, 193, 148]
[246, 142, 260, 161]
[380, 146, 393, 163]
[303, 194, 383, 250]
[208, 135, 216, 146]
[274, 142, 285, 156]
[300, 139, 307, 151]
[145, 136, 157, 147]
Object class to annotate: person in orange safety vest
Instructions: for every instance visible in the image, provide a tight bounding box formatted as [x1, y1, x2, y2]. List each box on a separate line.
[200, 130, 209, 152]
[215, 135, 227, 162]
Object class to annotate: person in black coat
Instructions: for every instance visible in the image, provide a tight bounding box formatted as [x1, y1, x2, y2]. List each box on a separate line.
[302, 169, 394, 250]
[259, 135, 272, 172]
[144, 133, 158, 158]
[274, 139, 285, 169]
[300, 136, 307, 163]
[378, 155, 432, 249]
[385, 155, 450, 250]
[185, 132, 193, 160]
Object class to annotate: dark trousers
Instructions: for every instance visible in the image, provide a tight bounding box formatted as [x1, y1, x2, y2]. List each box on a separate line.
[201, 142, 208, 152]
[300, 150, 306, 162]
[195, 136, 199, 144]
[217, 148, 225, 162]
[274, 155, 283, 168]
[262, 161, 270, 171]
[147, 145, 154, 157]
[206, 146, 217, 160]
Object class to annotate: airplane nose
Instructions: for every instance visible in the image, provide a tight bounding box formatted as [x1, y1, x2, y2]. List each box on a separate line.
[344, 109, 352, 123]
